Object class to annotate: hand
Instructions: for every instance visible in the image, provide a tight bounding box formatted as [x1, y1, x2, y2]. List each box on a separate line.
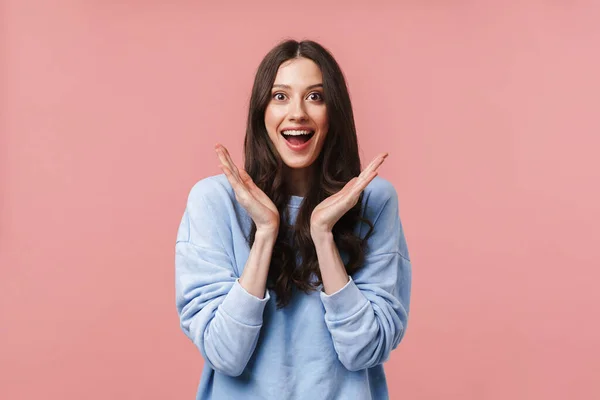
[215, 143, 280, 234]
[310, 152, 388, 236]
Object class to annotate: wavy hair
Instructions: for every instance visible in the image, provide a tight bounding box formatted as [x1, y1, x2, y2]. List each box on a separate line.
[243, 39, 374, 308]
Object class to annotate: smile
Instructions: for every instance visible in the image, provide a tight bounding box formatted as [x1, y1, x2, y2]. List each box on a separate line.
[280, 129, 315, 151]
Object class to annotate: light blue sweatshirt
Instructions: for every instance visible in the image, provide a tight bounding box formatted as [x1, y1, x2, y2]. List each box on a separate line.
[175, 174, 412, 400]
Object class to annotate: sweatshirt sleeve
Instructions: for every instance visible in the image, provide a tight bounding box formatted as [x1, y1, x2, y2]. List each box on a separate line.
[319, 180, 412, 372]
[175, 179, 270, 377]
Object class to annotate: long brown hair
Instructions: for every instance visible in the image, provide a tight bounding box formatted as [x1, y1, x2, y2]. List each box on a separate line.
[244, 39, 374, 308]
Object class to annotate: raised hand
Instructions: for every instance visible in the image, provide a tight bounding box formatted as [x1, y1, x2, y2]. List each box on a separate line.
[310, 152, 388, 236]
[215, 143, 280, 234]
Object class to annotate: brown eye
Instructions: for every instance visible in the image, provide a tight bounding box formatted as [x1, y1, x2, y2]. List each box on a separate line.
[273, 93, 286, 101]
[309, 92, 323, 101]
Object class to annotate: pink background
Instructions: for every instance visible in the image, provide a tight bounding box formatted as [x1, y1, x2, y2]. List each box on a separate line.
[1, 1, 599, 399]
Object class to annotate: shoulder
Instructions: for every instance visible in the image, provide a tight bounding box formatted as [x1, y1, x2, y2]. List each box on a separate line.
[186, 173, 235, 212]
[360, 176, 410, 259]
[361, 176, 399, 222]
[178, 174, 239, 246]
[363, 175, 397, 201]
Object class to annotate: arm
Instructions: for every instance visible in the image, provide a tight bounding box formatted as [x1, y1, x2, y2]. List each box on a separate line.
[238, 228, 278, 298]
[175, 181, 275, 377]
[313, 184, 412, 372]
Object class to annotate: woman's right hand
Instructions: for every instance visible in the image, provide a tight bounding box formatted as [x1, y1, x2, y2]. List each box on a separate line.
[215, 143, 280, 235]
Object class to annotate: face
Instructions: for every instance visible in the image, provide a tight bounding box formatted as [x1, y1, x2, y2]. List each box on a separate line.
[264, 57, 329, 170]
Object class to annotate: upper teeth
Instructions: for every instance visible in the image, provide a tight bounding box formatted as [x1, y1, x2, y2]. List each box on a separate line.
[282, 130, 313, 136]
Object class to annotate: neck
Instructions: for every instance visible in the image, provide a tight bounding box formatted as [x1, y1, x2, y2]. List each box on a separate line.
[284, 164, 315, 197]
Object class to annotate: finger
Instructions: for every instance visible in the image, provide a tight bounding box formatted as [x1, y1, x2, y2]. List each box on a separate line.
[238, 169, 264, 198]
[215, 145, 231, 171]
[341, 177, 359, 193]
[239, 169, 277, 210]
[238, 169, 261, 193]
[216, 148, 230, 171]
[220, 164, 251, 201]
[330, 177, 358, 200]
[220, 146, 241, 180]
[340, 153, 386, 198]
[365, 153, 388, 175]
[334, 173, 374, 210]
[359, 153, 387, 181]
[215, 144, 239, 181]
[351, 170, 378, 197]
[218, 163, 242, 191]
[238, 168, 252, 184]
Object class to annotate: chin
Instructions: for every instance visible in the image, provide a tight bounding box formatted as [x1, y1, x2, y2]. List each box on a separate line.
[279, 140, 323, 168]
[282, 160, 314, 169]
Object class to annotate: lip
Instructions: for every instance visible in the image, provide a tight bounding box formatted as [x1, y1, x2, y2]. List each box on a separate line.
[280, 126, 314, 132]
[280, 130, 315, 152]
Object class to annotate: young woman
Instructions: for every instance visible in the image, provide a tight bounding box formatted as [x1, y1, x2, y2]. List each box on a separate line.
[175, 39, 412, 400]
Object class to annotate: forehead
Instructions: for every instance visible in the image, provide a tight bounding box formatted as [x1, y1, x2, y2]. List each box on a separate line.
[273, 57, 323, 87]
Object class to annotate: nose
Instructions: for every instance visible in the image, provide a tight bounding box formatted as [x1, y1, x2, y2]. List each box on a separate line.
[289, 97, 308, 122]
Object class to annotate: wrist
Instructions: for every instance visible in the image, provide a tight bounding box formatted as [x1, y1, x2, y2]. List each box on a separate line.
[256, 226, 279, 241]
[311, 227, 333, 242]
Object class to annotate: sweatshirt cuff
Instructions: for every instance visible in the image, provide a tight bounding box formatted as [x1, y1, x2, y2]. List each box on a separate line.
[320, 277, 369, 321]
[219, 278, 270, 326]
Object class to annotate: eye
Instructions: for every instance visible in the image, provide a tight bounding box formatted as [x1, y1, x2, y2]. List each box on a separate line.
[273, 92, 286, 101]
[308, 92, 323, 101]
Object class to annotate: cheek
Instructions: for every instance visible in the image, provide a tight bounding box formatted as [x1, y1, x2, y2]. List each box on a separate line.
[315, 110, 329, 132]
[265, 107, 284, 132]
[263, 109, 277, 137]
[317, 114, 329, 145]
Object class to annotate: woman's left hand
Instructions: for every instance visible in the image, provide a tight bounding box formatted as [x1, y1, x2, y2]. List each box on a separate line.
[310, 152, 388, 236]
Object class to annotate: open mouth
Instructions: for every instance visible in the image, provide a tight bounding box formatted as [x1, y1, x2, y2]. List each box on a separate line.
[280, 130, 315, 146]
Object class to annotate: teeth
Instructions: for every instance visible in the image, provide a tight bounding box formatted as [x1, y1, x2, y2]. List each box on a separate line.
[281, 130, 314, 136]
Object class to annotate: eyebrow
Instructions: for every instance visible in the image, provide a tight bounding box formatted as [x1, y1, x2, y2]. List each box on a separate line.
[272, 83, 323, 90]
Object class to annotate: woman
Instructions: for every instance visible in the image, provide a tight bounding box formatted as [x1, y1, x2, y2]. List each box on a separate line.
[175, 39, 412, 400]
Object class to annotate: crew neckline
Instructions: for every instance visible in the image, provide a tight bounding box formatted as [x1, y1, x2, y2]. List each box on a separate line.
[288, 195, 304, 208]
